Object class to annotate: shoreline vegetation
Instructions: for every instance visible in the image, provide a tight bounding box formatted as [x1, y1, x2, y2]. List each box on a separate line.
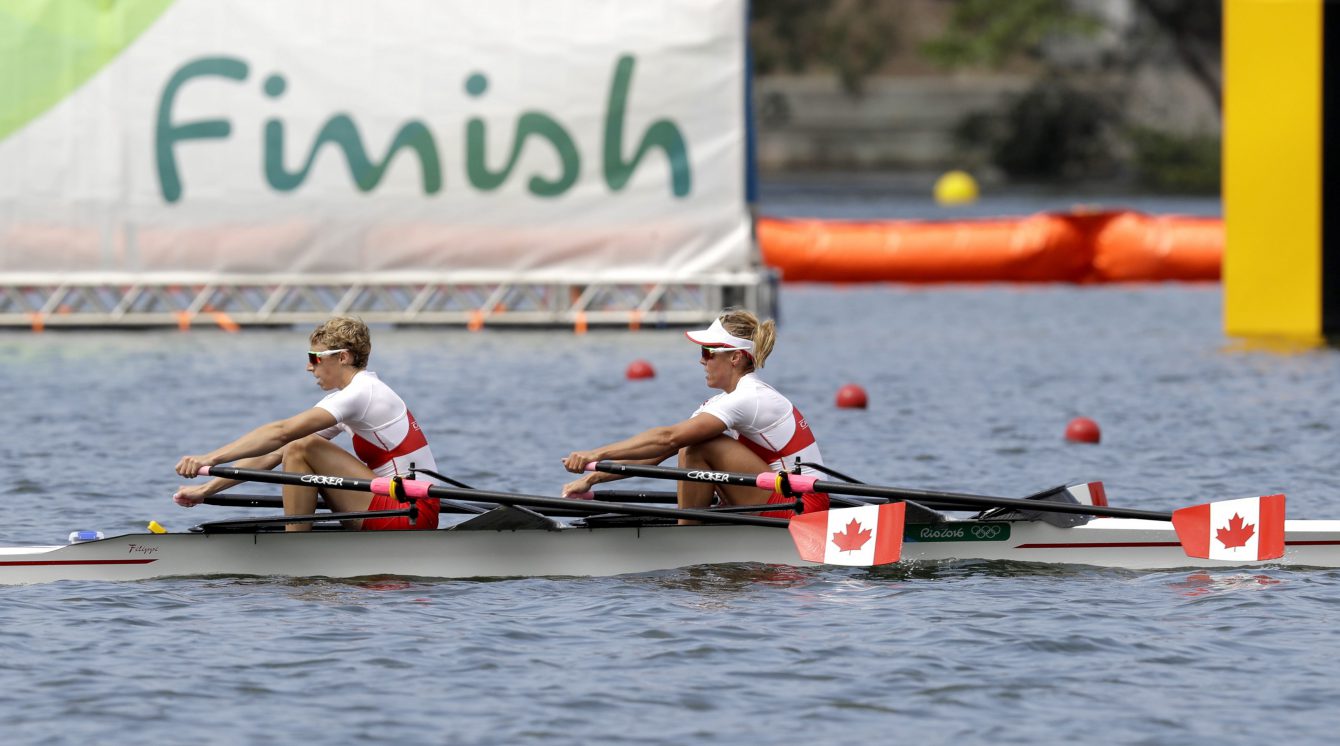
[750, 0, 1221, 194]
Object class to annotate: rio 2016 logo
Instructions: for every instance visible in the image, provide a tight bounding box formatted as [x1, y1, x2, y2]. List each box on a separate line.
[155, 54, 691, 203]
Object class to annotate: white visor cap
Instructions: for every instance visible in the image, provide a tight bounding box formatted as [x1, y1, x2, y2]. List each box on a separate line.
[684, 317, 754, 352]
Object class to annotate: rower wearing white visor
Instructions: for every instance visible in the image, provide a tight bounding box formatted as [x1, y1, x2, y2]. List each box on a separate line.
[562, 308, 829, 522]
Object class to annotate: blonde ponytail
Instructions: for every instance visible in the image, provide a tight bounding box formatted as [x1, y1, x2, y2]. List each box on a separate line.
[718, 308, 776, 369]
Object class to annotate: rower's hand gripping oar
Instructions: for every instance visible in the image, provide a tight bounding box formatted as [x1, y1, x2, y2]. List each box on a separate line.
[197, 465, 908, 567]
[585, 461, 1289, 563]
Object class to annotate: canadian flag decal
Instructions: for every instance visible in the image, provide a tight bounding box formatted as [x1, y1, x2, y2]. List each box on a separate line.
[1171, 494, 1286, 561]
[789, 503, 905, 566]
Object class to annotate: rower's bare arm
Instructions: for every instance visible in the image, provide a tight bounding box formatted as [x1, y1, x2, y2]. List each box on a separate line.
[176, 408, 336, 478]
[179, 451, 285, 501]
[562, 414, 726, 473]
[561, 455, 668, 495]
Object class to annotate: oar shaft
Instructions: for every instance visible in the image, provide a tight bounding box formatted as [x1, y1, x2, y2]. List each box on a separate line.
[202, 466, 790, 528]
[594, 461, 766, 490]
[807, 482, 1171, 521]
[205, 494, 329, 509]
[206, 466, 379, 493]
[204, 490, 680, 510]
[588, 461, 1174, 522]
[203, 494, 507, 515]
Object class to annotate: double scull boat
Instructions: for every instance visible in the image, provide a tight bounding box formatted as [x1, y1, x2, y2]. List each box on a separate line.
[2, 463, 1337, 584]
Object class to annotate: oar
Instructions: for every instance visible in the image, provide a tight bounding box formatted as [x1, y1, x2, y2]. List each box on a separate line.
[201, 492, 683, 518]
[205, 494, 330, 510]
[196, 465, 908, 567]
[585, 461, 1288, 562]
[565, 489, 680, 503]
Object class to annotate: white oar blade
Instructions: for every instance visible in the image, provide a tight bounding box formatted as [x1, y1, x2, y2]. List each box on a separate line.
[1171, 494, 1286, 561]
[788, 502, 905, 567]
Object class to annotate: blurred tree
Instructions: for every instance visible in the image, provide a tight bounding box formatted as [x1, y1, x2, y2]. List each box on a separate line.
[920, 0, 1102, 69]
[955, 78, 1120, 180]
[1130, 0, 1221, 111]
[750, 0, 907, 95]
[922, 0, 1220, 112]
[923, 0, 1220, 188]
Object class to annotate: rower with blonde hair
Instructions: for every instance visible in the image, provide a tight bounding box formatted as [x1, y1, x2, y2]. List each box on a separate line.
[173, 316, 441, 531]
[562, 308, 829, 520]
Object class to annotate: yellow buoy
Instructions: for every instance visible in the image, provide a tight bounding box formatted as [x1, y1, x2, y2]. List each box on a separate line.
[934, 170, 979, 206]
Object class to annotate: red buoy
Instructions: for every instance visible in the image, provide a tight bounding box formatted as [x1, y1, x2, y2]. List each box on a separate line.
[625, 359, 656, 380]
[835, 384, 868, 409]
[1065, 417, 1101, 444]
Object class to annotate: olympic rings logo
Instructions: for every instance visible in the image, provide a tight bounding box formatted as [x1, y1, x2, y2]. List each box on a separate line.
[971, 525, 1002, 539]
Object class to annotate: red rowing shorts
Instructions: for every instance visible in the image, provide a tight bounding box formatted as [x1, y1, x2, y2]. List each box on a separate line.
[758, 492, 830, 519]
[362, 495, 439, 531]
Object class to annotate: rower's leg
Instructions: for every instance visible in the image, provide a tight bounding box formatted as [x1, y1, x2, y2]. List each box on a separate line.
[281, 436, 376, 531]
[677, 436, 774, 524]
[676, 447, 716, 512]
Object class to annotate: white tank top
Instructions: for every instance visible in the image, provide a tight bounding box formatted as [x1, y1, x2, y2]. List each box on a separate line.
[314, 371, 438, 478]
[693, 373, 824, 472]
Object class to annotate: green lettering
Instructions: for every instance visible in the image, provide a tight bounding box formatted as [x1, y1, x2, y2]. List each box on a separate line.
[156, 57, 248, 203]
[603, 55, 691, 197]
[464, 73, 579, 197]
[265, 114, 441, 194]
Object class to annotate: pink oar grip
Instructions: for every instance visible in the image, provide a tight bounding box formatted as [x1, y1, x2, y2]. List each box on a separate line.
[789, 474, 819, 493]
[565, 492, 595, 500]
[583, 462, 597, 472]
[198, 467, 212, 477]
[754, 472, 819, 493]
[370, 477, 433, 497]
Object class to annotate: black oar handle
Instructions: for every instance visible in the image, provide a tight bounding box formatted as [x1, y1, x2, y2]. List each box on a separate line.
[588, 461, 1175, 523]
[202, 466, 790, 528]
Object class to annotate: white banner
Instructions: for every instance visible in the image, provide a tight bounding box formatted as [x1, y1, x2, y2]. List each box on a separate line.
[0, 0, 749, 281]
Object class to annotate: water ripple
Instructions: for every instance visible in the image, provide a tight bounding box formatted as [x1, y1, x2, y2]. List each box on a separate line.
[4, 287, 1340, 743]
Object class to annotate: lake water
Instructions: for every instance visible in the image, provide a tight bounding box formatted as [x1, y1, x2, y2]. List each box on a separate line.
[3, 274, 1338, 744]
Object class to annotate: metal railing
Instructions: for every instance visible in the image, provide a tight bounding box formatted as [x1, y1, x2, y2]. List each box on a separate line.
[0, 271, 778, 330]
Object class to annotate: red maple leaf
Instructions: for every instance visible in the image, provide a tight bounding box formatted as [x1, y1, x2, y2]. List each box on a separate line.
[831, 518, 872, 552]
[1216, 513, 1256, 549]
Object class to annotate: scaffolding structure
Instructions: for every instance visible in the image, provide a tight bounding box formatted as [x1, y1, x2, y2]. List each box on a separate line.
[0, 271, 777, 331]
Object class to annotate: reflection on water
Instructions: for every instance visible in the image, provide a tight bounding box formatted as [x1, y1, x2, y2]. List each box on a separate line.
[1166, 571, 1286, 598]
[630, 563, 820, 595]
[867, 558, 1137, 581]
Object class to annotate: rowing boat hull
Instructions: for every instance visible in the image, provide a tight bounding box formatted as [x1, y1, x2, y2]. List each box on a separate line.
[4, 517, 1340, 584]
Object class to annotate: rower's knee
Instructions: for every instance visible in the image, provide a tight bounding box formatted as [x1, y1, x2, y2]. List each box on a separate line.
[682, 436, 735, 468]
[282, 435, 321, 468]
[679, 443, 700, 467]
